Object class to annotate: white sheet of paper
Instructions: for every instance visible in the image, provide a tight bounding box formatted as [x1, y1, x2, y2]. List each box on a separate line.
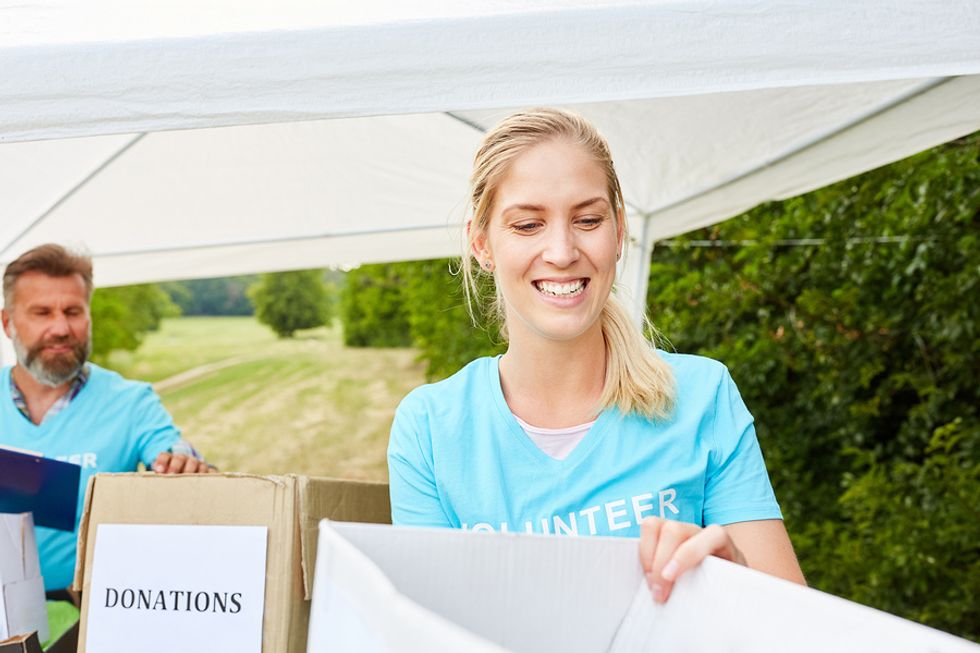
[0, 583, 7, 640]
[0, 513, 34, 583]
[0, 513, 47, 642]
[85, 524, 267, 653]
[2, 577, 48, 643]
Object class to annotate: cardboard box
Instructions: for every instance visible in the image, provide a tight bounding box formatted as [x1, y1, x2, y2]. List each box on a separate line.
[308, 521, 978, 653]
[0, 514, 48, 644]
[0, 631, 42, 653]
[73, 473, 390, 653]
[42, 621, 77, 653]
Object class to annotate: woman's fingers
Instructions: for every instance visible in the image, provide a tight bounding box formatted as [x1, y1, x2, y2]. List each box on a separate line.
[638, 517, 662, 574]
[648, 520, 696, 602]
[640, 517, 700, 603]
[640, 519, 745, 604]
[657, 524, 737, 602]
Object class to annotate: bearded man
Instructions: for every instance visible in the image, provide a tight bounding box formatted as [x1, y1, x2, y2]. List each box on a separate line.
[1, 244, 211, 592]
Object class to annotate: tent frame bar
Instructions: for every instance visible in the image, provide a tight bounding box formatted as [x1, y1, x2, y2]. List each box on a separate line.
[0, 134, 146, 259]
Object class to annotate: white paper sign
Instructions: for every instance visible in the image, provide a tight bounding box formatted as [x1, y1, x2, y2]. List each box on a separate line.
[0, 513, 48, 642]
[85, 524, 268, 653]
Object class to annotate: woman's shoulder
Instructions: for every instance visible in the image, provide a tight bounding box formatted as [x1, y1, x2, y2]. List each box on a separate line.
[654, 349, 738, 409]
[397, 356, 497, 415]
[651, 350, 750, 424]
[655, 349, 729, 382]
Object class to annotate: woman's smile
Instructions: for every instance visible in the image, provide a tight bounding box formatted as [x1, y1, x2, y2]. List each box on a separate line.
[531, 277, 591, 310]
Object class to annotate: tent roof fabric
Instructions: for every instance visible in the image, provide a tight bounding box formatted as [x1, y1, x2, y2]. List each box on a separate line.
[3, 1, 979, 143]
[0, 1, 978, 330]
[3, 78, 978, 292]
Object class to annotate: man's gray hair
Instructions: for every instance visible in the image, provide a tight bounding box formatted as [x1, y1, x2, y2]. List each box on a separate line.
[2, 244, 94, 310]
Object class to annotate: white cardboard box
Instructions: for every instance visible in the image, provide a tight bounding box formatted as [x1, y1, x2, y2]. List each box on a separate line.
[0, 513, 48, 643]
[308, 521, 978, 653]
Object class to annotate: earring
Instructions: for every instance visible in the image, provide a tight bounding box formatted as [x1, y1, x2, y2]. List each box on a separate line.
[483, 260, 494, 271]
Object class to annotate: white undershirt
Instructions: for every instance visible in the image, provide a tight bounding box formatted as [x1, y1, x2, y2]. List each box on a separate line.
[514, 415, 596, 461]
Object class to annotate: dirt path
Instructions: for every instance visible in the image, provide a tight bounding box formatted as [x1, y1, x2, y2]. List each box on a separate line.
[153, 354, 266, 393]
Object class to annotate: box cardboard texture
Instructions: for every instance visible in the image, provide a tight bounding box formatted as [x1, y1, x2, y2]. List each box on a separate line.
[73, 473, 390, 653]
[0, 631, 42, 653]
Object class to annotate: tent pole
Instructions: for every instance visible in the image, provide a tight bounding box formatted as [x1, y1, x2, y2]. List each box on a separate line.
[0, 299, 12, 368]
[617, 212, 655, 328]
[0, 134, 145, 261]
[0, 332, 11, 368]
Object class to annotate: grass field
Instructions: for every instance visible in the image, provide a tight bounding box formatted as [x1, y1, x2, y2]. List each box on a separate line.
[107, 317, 427, 480]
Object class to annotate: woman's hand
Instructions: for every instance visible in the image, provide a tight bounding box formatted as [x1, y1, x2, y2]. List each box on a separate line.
[639, 517, 746, 603]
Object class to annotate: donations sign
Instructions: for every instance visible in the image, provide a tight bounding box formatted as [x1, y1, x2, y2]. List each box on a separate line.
[85, 524, 267, 653]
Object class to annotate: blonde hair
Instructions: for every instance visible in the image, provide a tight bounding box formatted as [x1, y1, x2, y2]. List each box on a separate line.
[463, 108, 675, 420]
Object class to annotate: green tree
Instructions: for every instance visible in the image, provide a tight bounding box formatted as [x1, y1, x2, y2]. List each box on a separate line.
[340, 259, 503, 375]
[249, 269, 332, 338]
[646, 132, 979, 639]
[401, 258, 503, 379]
[802, 421, 978, 636]
[340, 264, 414, 348]
[90, 284, 180, 364]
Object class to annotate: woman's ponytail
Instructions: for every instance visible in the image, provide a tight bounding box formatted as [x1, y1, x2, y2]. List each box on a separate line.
[598, 294, 674, 420]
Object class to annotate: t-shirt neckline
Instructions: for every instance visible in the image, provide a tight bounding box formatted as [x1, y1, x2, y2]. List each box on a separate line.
[2, 365, 97, 433]
[486, 355, 613, 467]
[513, 414, 597, 436]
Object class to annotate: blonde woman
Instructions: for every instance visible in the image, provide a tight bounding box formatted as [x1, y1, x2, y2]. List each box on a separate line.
[388, 108, 805, 602]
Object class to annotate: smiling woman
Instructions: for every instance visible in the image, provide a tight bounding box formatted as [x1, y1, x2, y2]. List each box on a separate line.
[388, 108, 806, 605]
[464, 110, 674, 422]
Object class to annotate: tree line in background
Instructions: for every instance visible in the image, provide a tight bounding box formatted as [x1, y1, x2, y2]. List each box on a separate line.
[338, 133, 979, 640]
[162, 276, 257, 316]
[90, 271, 339, 363]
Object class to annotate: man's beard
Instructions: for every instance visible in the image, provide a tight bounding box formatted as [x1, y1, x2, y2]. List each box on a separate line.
[9, 323, 91, 387]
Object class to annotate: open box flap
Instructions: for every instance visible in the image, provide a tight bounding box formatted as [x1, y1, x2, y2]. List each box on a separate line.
[297, 477, 390, 599]
[315, 521, 641, 652]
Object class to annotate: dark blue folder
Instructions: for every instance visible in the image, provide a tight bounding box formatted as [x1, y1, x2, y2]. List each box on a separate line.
[0, 447, 81, 531]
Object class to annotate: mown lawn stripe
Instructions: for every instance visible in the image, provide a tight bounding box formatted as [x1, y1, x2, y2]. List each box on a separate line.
[107, 317, 425, 479]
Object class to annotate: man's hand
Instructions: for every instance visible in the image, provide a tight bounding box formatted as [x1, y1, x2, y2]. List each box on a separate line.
[151, 452, 214, 474]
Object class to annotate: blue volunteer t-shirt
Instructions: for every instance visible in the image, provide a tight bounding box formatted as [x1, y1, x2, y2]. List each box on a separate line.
[388, 352, 781, 536]
[0, 364, 180, 590]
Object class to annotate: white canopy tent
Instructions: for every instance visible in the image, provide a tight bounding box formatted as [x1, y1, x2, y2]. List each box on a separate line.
[1, 0, 979, 366]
